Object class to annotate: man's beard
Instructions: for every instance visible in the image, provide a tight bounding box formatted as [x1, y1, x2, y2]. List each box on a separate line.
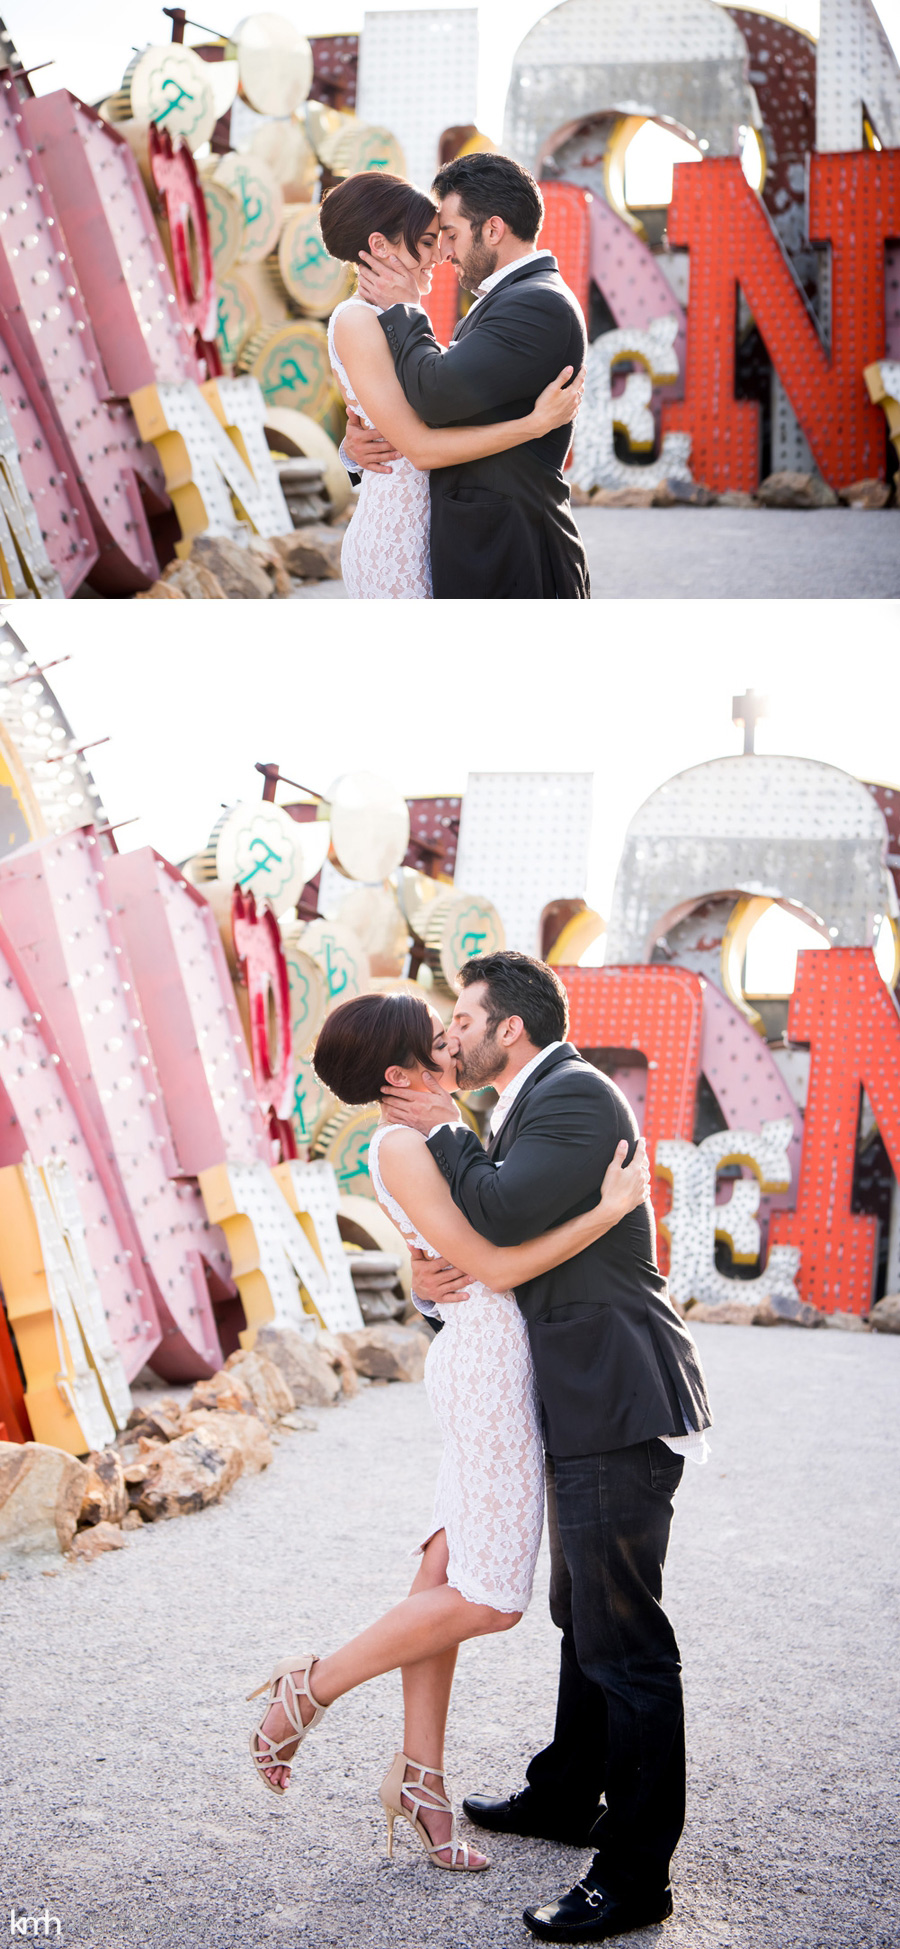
[456, 229, 498, 294]
[454, 1025, 506, 1089]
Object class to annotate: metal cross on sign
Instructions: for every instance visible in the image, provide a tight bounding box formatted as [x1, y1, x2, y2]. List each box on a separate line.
[732, 689, 768, 755]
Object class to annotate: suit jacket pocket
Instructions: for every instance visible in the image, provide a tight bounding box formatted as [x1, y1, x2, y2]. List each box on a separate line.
[529, 1309, 614, 1458]
[435, 486, 533, 599]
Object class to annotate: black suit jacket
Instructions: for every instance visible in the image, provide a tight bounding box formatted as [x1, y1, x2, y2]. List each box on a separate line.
[378, 258, 590, 601]
[427, 1045, 712, 1458]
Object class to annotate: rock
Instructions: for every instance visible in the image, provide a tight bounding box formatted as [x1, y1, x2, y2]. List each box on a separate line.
[869, 1294, 900, 1334]
[684, 1300, 758, 1326]
[246, 535, 293, 597]
[349, 1251, 403, 1282]
[224, 1346, 300, 1419]
[270, 524, 344, 580]
[752, 1296, 826, 1328]
[757, 471, 839, 509]
[839, 478, 891, 510]
[651, 478, 717, 508]
[0, 1443, 89, 1564]
[121, 1509, 144, 1530]
[278, 1410, 318, 1432]
[79, 1448, 128, 1527]
[160, 558, 227, 599]
[125, 1399, 185, 1443]
[716, 489, 758, 508]
[253, 1326, 341, 1408]
[187, 1374, 258, 1420]
[356, 1289, 406, 1324]
[181, 1408, 273, 1473]
[134, 581, 186, 600]
[189, 534, 273, 598]
[70, 1520, 128, 1563]
[339, 1323, 428, 1383]
[825, 1309, 870, 1331]
[135, 1429, 243, 1521]
[315, 1329, 359, 1399]
[583, 485, 656, 508]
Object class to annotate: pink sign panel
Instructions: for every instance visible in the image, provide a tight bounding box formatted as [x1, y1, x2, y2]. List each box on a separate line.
[0, 306, 98, 593]
[0, 76, 159, 592]
[0, 829, 227, 1378]
[107, 850, 270, 1174]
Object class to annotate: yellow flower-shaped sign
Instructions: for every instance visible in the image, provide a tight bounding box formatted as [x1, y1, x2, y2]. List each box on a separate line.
[214, 803, 309, 917]
[278, 207, 354, 318]
[241, 321, 335, 422]
[128, 46, 217, 149]
[213, 153, 284, 264]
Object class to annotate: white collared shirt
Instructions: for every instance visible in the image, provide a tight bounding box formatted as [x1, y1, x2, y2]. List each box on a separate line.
[466, 248, 555, 312]
[489, 1040, 564, 1134]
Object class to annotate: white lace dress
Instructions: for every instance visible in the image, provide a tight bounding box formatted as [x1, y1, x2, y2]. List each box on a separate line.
[368, 1124, 544, 1614]
[328, 296, 433, 600]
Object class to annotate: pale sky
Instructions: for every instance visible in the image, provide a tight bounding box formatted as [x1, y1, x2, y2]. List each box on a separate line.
[9, 602, 900, 929]
[13, 0, 900, 149]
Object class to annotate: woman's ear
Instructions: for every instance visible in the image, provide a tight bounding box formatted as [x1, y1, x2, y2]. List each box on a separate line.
[368, 230, 390, 259]
[384, 1063, 411, 1088]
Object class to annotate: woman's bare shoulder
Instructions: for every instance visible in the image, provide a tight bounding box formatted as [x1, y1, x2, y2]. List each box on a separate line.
[332, 302, 383, 352]
[375, 1124, 429, 1186]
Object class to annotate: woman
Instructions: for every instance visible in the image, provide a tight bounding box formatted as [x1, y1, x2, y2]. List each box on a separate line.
[248, 993, 649, 1873]
[319, 174, 583, 598]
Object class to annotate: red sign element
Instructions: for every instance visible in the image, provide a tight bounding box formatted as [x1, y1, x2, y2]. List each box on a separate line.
[231, 887, 294, 1133]
[149, 124, 221, 373]
[421, 258, 460, 346]
[770, 950, 900, 1314]
[541, 181, 591, 324]
[559, 965, 704, 1264]
[664, 153, 900, 491]
[0, 77, 159, 591]
[0, 1297, 31, 1444]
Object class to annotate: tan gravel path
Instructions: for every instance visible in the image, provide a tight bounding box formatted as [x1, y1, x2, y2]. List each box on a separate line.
[1, 1324, 898, 1949]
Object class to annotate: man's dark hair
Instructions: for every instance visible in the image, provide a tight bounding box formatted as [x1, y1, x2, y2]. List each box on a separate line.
[457, 950, 568, 1047]
[431, 153, 544, 244]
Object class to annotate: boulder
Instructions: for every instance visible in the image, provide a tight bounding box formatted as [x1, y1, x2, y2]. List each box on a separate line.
[254, 1326, 341, 1407]
[716, 489, 758, 509]
[315, 1329, 359, 1399]
[189, 534, 273, 599]
[70, 1520, 128, 1563]
[121, 1509, 144, 1531]
[684, 1300, 758, 1326]
[869, 1293, 900, 1334]
[752, 1296, 826, 1328]
[181, 1408, 273, 1473]
[246, 535, 293, 597]
[160, 558, 227, 599]
[825, 1309, 870, 1332]
[79, 1448, 129, 1527]
[224, 1347, 297, 1420]
[583, 485, 656, 508]
[271, 524, 343, 580]
[187, 1374, 258, 1420]
[125, 1398, 185, 1443]
[135, 1428, 243, 1522]
[134, 581, 186, 599]
[757, 471, 839, 510]
[838, 478, 892, 510]
[0, 1443, 89, 1564]
[650, 478, 717, 508]
[339, 1323, 428, 1383]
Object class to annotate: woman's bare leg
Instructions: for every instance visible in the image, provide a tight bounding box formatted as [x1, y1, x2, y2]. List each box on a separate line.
[395, 1532, 486, 1865]
[256, 1529, 520, 1795]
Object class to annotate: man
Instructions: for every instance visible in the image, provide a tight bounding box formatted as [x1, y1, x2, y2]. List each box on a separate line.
[345, 152, 590, 600]
[382, 950, 712, 1943]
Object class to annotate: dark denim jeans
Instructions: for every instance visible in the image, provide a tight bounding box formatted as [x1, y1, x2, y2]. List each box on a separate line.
[526, 1440, 686, 1902]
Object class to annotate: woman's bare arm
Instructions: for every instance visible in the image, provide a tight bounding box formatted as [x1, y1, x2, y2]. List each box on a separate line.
[333, 306, 580, 471]
[377, 1128, 649, 1288]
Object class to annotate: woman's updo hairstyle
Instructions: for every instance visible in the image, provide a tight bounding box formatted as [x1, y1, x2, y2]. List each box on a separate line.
[313, 992, 440, 1106]
[319, 172, 437, 267]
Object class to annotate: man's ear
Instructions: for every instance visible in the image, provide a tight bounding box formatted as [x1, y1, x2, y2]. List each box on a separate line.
[485, 214, 507, 247]
[501, 1015, 526, 1046]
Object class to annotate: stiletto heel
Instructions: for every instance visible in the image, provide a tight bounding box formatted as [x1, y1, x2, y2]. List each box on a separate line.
[247, 1652, 328, 1796]
[378, 1751, 490, 1872]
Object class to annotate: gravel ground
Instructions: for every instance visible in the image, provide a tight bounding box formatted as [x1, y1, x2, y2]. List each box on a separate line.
[1, 1324, 898, 1949]
[290, 509, 900, 600]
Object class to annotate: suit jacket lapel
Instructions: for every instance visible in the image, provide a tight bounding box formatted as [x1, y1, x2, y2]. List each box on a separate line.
[485, 1044, 579, 1158]
[451, 256, 561, 342]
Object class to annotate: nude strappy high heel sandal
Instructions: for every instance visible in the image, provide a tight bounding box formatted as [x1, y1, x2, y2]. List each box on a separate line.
[247, 1653, 328, 1796]
[379, 1751, 490, 1871]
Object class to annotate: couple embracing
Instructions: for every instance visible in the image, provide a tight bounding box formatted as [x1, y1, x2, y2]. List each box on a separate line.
[318, 151, 591, 600]
[247, 951, 712, 1943]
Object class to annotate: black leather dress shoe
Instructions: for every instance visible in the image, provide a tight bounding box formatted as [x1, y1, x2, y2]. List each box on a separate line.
[523, 1873, 673, 1942]
[461, 1788, 596, 1848]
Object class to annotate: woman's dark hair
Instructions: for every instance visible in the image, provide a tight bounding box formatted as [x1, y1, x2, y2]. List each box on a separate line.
[312, 992, 441, 1106]
[457, 950, 568, 1047]
[319, 172, 437, 266]
[431, 153, 544, 244]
